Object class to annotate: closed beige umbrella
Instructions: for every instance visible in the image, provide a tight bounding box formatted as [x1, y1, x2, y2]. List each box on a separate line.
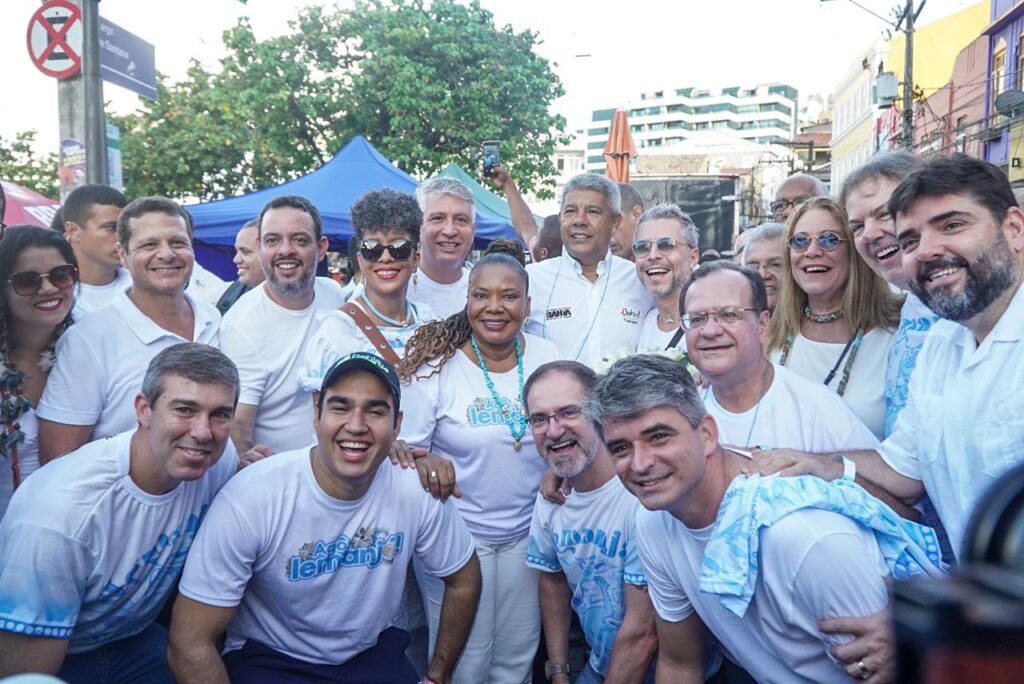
[603, 108, 638, 182]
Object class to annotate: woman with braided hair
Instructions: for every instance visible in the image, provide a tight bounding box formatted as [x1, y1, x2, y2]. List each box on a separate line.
[399, 249, 560, 684]
[0, 226, 78, 518]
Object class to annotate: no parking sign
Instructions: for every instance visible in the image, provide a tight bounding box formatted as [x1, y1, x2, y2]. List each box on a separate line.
[26, 0, 84, 79]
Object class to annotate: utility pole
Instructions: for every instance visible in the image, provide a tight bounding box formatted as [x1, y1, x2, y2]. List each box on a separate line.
[82, 0, 107, 184]
[900, 0, 924, 149]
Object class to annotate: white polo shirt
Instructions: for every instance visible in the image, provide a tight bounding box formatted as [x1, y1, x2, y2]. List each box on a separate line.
[880, 282, 1024, 559]
[37, 290, 221, 441]
[525, 251, 654, 365]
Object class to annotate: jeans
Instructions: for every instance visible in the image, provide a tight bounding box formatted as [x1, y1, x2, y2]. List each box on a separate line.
[574, 660, 656, 683]
[57, 622, 173, 684]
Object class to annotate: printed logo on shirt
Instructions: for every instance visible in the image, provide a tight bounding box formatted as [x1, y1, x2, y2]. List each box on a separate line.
[546, 306, 572, 321]
[466, 396, 525, 429]
[550, 527, 626, 560]
[287, 526, 405, 582]
[619, 307, 641, 325]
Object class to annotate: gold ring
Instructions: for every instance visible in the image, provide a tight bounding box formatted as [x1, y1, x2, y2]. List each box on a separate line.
[429, 471, 438, 480]
[855, 659, 871, 679]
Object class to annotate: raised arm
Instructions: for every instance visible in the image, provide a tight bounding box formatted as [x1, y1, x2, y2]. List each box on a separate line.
[604, 584, 658, 684]
[0, 632, 68, 676]
[426, 553, 482, 683]
[167, 595, 237, 684]
[491, 165, 539, 245]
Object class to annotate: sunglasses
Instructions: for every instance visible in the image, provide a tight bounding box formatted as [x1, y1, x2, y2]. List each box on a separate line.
[8, 264, 79, 296]
[787, 231, 847, 253]
[632, 237, 684, 258]
[359, 239, 416, 262]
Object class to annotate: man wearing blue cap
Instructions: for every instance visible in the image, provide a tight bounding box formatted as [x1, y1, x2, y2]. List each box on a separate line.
[168, 352, 482, 684]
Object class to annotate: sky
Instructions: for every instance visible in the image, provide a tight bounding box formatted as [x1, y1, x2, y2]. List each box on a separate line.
[2, 0, 978, 153]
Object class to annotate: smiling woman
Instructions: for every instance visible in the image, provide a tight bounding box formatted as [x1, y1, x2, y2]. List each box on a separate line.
[766, 197, 902, 439]
[398, 250, 560, 684]
[0, 226, 78, 518]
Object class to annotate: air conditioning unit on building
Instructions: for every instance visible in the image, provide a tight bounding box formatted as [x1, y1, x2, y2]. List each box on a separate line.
[874, 73, 899, 108]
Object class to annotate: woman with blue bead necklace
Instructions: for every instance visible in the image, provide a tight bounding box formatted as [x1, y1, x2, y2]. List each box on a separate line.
[398, 247, 560, 684]
[302, 189, 439, 388]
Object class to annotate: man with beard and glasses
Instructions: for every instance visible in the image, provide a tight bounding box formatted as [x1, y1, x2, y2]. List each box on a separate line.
[751, 154, 1024, 564]
[633, 204, 699, 351]
[219, 195, 346, 458]
[524, 361, 661, 684]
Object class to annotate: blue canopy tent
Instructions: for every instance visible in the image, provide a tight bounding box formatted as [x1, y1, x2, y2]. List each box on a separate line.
[186, 136, 518, 279]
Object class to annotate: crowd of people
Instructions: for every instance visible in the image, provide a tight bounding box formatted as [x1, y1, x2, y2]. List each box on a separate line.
[0, 148, 1020, 684]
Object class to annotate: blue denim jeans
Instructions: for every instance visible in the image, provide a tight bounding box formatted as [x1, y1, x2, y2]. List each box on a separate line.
[574, 660, 656, 684]
[57, 622, 173, 684]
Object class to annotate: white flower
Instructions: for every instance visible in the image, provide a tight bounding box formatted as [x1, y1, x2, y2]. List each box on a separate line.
[38, 351, 56, 373]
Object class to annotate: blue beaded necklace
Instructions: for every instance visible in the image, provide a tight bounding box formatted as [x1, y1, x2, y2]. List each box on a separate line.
[469, 335, 527, 450]
[362, 294, 413, 328]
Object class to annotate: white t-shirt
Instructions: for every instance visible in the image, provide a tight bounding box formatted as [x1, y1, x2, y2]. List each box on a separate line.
[0, 430, 238, 653]
[37, 290, 221, 440]
[525, 252, 654, 365]
[0, 410, 39, 520]
[408, 267, 471, 319]
[703, 363, 880, 452]
[300, 301, 439, 392]
[770, 327, 895, 441]
[178, 448, 474, 666]
[219, 278, 347, 453]
[72, 268, 132, 319]
[880, 282, 1024, 559]
[637, 308, 684, 352]
[526, 476, 646, 677]
[637, 506, 889, 683]
[401, 333, 561, 543]
[186, 261, 231, 305]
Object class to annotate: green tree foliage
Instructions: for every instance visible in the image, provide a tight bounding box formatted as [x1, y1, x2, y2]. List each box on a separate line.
[0, 131, 59, 199]
[115, 0, 568, 201]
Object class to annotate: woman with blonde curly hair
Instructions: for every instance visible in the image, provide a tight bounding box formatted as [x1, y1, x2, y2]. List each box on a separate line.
[398, 249, 559, 684]
[767, 196, 902, 439]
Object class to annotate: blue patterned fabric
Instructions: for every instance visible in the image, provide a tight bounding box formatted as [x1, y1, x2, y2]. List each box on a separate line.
[699, 475, 948, 617]
[885, 296, 938, 436]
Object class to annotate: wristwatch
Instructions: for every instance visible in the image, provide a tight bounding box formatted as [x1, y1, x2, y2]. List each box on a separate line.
[545, 661, 570, 679]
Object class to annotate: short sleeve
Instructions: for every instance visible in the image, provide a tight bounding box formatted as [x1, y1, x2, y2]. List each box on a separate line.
[636, 517, 693, 622]
[219, 324, 267, 407]
[35, 327, 105, 426]
[0, 523, 93, 637]
[178, 494, 259, 608]
[623, 507, 647, 586]
[878, 389, 923, 480]
[398, 374, 440, 450]
[525, 496, 561, 573]
[413, 495, 475, 579]
[298, 314, 366, 393]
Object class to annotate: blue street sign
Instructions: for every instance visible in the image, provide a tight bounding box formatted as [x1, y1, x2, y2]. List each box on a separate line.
[98, 16, 156, 100]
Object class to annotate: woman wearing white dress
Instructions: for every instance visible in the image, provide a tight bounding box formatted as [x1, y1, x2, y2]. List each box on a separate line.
[767, 197, 902, 440]
[398, 250, 560, 684]
[0, 226, 79, 518]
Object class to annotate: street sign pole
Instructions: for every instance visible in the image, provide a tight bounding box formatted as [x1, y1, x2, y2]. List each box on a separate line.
[82, 0, 107, 184]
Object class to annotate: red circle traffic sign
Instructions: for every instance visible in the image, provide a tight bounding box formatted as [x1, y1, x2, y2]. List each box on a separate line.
[26, 0, 83, 79]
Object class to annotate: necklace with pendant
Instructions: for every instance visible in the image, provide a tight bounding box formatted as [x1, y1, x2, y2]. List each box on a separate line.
[362, 295, 412, 327]
[803, 305, 843, 323]
[469, 335, 527, 450]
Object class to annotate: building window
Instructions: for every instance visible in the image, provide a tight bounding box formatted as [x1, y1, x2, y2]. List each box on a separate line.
[1018, 33, 1024, 89]
[993, 40, 1007, 118]
[557, 158, 564, 171]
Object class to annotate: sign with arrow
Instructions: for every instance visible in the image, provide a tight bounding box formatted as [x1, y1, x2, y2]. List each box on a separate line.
[98, 17, 156, 100]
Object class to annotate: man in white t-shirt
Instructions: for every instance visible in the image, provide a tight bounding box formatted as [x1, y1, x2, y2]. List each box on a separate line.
[408, 177, 475, 318]
[38, 197, 221, 463]
[523, 361, 658, 684]
[0, 344, 240, 683]
[61, 184, 131, 318]
[634, 204, 699, 352]
[588, 354, 941, 683]
[526, 174, 654, 365]
[169, 352, 480, 684]
[219, 195, 346, 457]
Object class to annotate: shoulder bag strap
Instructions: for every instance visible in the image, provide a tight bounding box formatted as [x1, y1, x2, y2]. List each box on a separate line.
[339, 302, 402, 366]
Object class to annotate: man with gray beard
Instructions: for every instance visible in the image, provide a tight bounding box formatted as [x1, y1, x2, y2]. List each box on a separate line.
[523, 361, 660, 684]
[219, 195, 346, 456]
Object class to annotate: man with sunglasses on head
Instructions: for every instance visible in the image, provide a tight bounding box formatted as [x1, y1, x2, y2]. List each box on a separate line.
[37, 197, 222, 463]
[218, 195, 346, 460]
[633, 204, 700, 351]
[770, 173, 829, 224]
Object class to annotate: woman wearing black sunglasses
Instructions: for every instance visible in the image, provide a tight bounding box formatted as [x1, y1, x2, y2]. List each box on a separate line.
[0, 226, 78, 518]
[766, 196, 902, 440]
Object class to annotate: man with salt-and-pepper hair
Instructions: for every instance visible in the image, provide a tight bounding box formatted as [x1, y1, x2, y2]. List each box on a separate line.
[409, 177, 477, 318]
[739, 223, 785, 314]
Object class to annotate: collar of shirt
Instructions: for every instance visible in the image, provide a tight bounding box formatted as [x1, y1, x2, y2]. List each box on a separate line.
[561, 248, 613, 280]
[111, 289, 214, 344]
[942, 280, 1024, 368]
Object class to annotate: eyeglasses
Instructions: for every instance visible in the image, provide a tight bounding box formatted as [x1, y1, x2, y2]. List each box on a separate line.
[359, 239, 416, 262]
[681, 307, 758, 331]
[632, 237, 684, 258]
[8, 264, 79, 296]
[787, 231, 847, 253]
[746, 258, 784, 273]
[770, 197, 812, 215]
[527, 405, 584, 429]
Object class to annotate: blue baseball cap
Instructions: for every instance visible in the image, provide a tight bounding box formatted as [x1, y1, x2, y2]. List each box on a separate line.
[319, 352, 401, 411]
